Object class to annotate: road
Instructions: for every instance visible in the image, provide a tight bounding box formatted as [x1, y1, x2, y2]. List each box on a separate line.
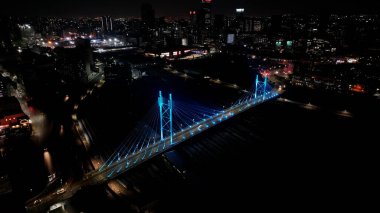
[163, 65, 242, 90]
[25, 91, 279, 212]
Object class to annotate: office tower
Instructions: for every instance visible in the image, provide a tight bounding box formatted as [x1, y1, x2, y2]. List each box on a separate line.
[101, 16, 113, 32]
[141, 3, 155, 28]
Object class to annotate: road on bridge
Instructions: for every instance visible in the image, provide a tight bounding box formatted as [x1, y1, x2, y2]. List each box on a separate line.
[25, 91, 279, 212]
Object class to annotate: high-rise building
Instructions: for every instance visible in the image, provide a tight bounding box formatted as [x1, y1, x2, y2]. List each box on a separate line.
[226, 16, 234, 28]
[235, 8, 250, 33]
[189, 10, 197, 25]
[0, 78, 6, 98]
[214, 14, 225, 31]
[101, 16, 113, 32]
[55, 38, 94, 84]
[0, 17, 21, 54]
[197, 0, 212, 30]
[254, 20, 263, 32]
[244, 18, 253, 32]
[141, 3, 155, 28]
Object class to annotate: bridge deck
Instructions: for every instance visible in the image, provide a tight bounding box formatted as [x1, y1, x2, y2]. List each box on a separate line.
[25, 91, 279, 212]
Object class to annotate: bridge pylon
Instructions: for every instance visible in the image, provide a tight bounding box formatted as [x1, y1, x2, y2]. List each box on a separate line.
[158, 91, 173, 144]
[254, 75, 268, 100]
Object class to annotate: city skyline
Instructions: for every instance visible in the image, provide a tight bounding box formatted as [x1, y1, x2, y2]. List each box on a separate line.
[1, 0, 379, 211]
[1, 0, 380, 17]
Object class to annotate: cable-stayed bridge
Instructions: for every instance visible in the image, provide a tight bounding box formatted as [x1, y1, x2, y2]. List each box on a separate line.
[86, 75, 278, 183]
[26, 75, 279, 211]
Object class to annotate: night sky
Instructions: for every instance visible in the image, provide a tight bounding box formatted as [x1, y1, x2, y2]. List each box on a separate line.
[1, 0, 379, 17]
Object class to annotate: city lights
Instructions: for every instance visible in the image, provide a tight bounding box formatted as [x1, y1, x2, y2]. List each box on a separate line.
[1, 2, 378, 212]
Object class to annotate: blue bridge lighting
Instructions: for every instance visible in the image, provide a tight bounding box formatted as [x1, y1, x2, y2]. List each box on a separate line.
[97, 75, 278, 183]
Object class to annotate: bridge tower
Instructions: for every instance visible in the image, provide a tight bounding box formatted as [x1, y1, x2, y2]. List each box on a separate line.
[254, 75, 268, 99]
[158, 91, 173, 144]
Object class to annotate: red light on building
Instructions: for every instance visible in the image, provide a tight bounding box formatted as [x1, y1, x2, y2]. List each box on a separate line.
[0, 113, 26, 126]
[260, 70, 271, 77]
[202, 0, 212, 3]
[351, 84, 365, 93]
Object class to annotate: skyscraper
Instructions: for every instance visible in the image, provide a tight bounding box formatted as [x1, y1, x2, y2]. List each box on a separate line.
[234, 8, 253, 33]
[101, 16, 113, 32]
[197, 0, 212, 30]
[0, 78, 6, 97]
[214, 14, 225, 30]
[244, 18, 253, 32]
[141, 3, 155, 28]
[254, 20, 263, 32]
[189, 10, 197, 25]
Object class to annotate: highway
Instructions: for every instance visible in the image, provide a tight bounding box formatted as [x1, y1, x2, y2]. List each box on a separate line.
[25, 91, 279, 212]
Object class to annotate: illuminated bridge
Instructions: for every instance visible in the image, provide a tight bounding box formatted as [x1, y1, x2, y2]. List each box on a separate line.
[26, 75, 279, 211]
[85, 75, 278, 184]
